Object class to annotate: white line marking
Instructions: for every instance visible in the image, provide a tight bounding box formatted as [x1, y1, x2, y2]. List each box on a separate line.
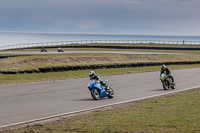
[0, 86, 199, 129]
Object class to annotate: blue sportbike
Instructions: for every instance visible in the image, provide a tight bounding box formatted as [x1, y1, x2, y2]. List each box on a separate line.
[87, 80, 114, 100]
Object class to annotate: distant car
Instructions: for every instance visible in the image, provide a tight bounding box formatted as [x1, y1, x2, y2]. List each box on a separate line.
[57, 47, 64, 52]
[41, 47, 47, 52]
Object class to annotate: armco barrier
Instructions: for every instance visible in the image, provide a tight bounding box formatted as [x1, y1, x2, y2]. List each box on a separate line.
[5, 45, 200, 51]
[1, 61, 200, 74]
[2, 39, 200, 50]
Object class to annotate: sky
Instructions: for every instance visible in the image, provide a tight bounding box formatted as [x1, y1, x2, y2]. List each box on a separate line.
[0, 0, 200, 36]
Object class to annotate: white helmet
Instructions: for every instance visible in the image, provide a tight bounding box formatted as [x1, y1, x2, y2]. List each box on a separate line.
[89, 71, 95, 78]
[161, 64, 166, 70]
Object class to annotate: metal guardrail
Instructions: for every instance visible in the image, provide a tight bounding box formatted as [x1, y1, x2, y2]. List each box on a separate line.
[0, 40, 200, 50]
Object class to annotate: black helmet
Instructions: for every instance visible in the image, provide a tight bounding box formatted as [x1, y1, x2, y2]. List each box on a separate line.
[161, 64, 166, 70]
[89, 71, 95, 78]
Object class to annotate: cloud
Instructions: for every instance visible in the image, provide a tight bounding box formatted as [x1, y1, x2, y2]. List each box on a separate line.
[0, 0, 200, 35]
[74, 19, 102, 29]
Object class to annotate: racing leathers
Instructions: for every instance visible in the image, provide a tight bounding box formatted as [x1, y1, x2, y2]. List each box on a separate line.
[90, 75, 108, 91]
[160, 68, 174, 82]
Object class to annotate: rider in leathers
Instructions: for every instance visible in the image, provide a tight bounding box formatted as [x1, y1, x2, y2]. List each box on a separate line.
[89, 71, 109, 91]
[160, 64, 175, 83]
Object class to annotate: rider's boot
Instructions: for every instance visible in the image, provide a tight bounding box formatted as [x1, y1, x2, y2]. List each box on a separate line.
[104, 85, 110, 92]
[106, 86, 111, 92]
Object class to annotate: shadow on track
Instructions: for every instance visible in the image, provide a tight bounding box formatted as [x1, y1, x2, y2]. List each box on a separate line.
[72, 97, 110, 101]
[150, 89, 166, 91]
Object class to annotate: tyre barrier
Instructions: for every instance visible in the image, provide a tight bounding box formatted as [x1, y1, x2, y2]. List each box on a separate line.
[25, 70, 33, 73]
[52, 67, 59, 72]
[0, 55, 32, 59]
[18, 71, 25, 74]
[1, 61, 200, 74]
[0, 71, 17, 74]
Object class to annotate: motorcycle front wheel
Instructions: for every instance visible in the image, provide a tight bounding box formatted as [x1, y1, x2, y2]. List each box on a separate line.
[91, 89, 100, 100]
[170, 78, 175, 89]
[162, 81, 168, 90]
[108, 87, 114, 98]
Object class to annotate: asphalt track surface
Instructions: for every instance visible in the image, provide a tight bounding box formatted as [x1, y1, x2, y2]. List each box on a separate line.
[0, 51, 180, 55]
[0, 68, 200, 128]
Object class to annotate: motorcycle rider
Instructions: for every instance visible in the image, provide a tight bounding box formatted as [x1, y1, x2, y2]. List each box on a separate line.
[89, 71, 109, 91]
[160, 64, 175, 83]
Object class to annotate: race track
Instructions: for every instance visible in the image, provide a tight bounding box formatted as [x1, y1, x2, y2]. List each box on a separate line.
[0, 68, 200, 128]
[0, 50, 180, 55]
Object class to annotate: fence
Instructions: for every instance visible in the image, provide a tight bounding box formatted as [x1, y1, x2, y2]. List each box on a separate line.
[0, 40, 200, 50]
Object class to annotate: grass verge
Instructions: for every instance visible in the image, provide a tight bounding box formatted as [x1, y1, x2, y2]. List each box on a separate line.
[1, 64, 200, 85]
[1, 53, 200, 71]
[10, 88, 200, 133]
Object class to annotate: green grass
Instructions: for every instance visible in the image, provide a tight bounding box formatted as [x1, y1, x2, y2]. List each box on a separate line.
[1, 64, 200, 85]
[11, 88, 200, 133]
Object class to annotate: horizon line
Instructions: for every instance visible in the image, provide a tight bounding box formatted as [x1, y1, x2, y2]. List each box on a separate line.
[1, 30, 200, 37]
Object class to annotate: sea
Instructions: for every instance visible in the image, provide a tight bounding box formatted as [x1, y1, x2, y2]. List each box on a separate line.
[1, 31, 200, 48]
